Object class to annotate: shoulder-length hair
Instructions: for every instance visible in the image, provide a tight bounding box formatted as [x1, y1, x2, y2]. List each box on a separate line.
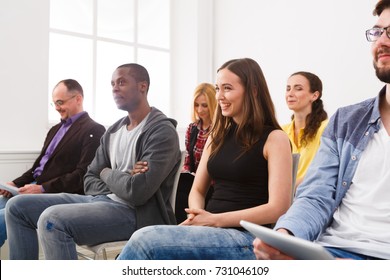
[210, 58, 281, 158]
[191, 83, 217, 123]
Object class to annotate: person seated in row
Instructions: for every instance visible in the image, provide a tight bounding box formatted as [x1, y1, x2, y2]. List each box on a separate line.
[253, 0, 390, 260]
[117, 57, 292, 260]
[282, 71, 328, 190]
[5, 63, 181, 259]
[0, 79, 105, 248]
[183, 82, 217, 175]
[176, 82, 217, 223]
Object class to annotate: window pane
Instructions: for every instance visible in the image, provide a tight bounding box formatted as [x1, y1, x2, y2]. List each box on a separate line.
[48, 33, 93, 122]
[95, 41, 135, 125]
[50, 0, 93, 35]
[97, 0, 135, 42]
[48, 0, 171, 126]
[138, 48, 170, 116]
[138, 0, 170, 48]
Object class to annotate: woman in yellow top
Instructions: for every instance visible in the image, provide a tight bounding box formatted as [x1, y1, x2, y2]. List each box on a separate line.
[283, 71, 328, 190]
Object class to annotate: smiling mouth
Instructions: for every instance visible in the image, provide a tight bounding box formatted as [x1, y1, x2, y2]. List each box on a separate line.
[219, 103, 230, 109]
[377, 48, 390, 59]
[379, 52, 390, 57]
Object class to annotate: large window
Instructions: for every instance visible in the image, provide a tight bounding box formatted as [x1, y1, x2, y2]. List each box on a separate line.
[48, 0, 170, 125]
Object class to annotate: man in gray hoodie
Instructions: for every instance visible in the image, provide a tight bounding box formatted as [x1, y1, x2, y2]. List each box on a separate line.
[5, 63, 181, 259]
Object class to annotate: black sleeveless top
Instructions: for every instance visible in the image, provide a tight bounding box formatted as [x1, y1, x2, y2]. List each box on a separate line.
[206, 123, 277, 215]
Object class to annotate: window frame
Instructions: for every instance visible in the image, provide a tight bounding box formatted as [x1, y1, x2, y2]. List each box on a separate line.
[48, 0, 171, 126]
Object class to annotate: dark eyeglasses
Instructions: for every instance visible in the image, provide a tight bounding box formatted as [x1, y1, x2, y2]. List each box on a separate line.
[366, 26, 390, 42]
[51, 95, 77, 107]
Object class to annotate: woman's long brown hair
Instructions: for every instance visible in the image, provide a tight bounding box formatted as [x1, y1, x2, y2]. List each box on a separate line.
[210, 58, 281, 158]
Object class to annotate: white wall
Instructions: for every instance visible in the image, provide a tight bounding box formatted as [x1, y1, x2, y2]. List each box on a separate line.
[212, 0, 382, 124]
[0, 0, 385, 154]
[170, 0, 214, 143]
[0, 0, 49, 151]
[0, 151, 39, 182]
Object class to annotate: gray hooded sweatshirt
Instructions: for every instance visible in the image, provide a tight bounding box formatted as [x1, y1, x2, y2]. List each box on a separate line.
[84, 107, 181, 229]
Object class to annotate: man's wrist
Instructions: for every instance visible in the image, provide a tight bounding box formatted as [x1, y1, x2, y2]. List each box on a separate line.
[277, 228, 294, 236]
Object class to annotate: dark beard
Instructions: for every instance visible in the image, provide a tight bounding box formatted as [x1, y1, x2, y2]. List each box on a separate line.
[374, 61, 390, 83]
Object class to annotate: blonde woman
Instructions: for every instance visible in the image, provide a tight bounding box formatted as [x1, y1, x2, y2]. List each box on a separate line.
[182, 83, 217, 173]
[176, 83, 217, 222]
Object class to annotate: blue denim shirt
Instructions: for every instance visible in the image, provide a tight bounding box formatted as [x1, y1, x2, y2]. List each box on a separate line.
[275, 86, 384, 241]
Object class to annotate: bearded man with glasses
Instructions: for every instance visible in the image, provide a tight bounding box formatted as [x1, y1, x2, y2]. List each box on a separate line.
[0, 79, 105, 250]
[253, 0, 390, 260]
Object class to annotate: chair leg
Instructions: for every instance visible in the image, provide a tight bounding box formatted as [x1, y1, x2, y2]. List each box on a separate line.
[77, 251, 94, 260]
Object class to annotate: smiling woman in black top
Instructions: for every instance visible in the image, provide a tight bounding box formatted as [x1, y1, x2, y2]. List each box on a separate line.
[117, 58, 292, 260]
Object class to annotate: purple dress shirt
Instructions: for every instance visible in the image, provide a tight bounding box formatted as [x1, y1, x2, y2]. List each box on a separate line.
[33, 112, 86, 179]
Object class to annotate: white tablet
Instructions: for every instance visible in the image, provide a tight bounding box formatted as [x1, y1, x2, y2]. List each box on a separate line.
[240, 220, 334, 260]
[0, 182, 20, 196]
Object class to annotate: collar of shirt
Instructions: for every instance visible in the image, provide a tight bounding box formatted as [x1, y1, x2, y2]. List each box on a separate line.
[61, 111, 86, 127]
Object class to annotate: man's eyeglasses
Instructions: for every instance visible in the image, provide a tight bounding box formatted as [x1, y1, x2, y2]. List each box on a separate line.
[51, 95, 77, 107]
[366, 26, 390, 42]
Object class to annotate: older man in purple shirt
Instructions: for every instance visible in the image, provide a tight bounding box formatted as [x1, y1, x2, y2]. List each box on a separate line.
[0, 79, 105, 247]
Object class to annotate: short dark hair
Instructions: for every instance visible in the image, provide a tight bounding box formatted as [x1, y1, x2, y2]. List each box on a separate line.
[117, 63, 150, 93]
[373, 0, 390, 16]
[56, 79, 83, 97]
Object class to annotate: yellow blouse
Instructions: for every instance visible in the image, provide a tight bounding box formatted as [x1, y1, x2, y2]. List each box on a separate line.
[282, 119, 328, 185]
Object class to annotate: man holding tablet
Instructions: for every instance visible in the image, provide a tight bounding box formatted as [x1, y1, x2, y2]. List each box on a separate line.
[254, 0, 390, 260]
